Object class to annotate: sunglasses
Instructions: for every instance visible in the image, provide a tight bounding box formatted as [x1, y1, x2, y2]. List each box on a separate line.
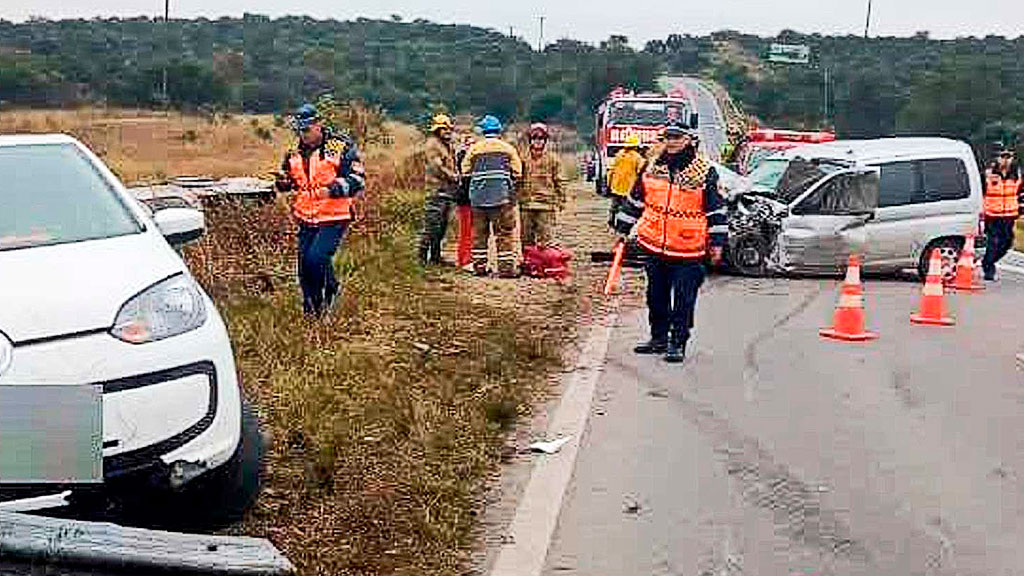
[1000, 152, 1015, 158]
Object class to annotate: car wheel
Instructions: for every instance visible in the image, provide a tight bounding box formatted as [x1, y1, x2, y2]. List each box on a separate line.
[730, 235, 768, 277]
[918, 237, 964, 282]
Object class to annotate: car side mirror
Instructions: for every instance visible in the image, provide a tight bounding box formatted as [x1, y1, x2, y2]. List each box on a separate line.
[689, 113, 700, 128]
[154, 207, 205, 246]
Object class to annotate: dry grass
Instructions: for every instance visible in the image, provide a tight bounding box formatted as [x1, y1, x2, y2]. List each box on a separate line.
[191, 190, 568, 575]
[0, 107, 293, 183]
[2, 106, 601, 574]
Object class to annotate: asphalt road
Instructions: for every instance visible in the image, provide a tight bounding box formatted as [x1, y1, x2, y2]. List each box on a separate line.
[540, 272, 1024, 576]
[661, 76, 728, 162]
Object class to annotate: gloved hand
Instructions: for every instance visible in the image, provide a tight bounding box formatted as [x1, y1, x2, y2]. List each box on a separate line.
[328, 177, 352, 198]
[273, 171, 294, 192]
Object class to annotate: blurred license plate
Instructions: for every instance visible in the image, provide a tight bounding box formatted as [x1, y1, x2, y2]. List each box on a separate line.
[0, 385, 102, 483]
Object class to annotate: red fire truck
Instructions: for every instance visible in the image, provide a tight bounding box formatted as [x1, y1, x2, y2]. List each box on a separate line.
[591, 87, 698, 195]
[732, 128, 836, 176]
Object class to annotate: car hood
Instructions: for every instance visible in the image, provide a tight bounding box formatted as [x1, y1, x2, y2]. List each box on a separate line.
[0, 233, 186, 343]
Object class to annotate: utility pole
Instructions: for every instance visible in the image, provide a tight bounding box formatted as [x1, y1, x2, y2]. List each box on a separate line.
[538, 16, 545, 51]
[864, 0, 873, 38]
[161, 0, 169, 103]
[823, 66, 831, 127]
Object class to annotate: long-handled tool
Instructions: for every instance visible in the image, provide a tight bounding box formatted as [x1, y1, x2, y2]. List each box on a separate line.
[603, 238, 626, 295]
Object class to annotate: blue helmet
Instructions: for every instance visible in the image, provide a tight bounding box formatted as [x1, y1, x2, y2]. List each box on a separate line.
[478, 115, 503, 135]
[292, 103, 321, 131]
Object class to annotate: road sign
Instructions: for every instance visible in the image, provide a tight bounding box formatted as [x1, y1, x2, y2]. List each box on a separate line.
[768, 43, 810, 65]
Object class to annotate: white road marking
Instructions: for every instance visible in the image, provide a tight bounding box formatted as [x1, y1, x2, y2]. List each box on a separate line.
[997, 251, 1024, 276]
[489, 317, 617, 576]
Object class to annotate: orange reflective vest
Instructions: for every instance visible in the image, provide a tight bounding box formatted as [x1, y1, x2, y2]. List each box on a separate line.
[984, 172, 1020, 219]
[288, 148, 353, 224]
[636, 169, 708, 259]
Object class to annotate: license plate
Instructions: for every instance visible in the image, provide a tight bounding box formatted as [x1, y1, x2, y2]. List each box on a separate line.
[0, 385, 102, 483]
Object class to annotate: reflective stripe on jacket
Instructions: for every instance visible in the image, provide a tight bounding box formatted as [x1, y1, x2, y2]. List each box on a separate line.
[461, 136, 523, 208]
[985, 171, 1020, 219]
[289, 142, 354, 224]
[636, 176, 708, 259]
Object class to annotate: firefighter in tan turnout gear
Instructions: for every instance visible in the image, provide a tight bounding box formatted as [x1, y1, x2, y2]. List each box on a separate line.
[418, 113, 460, 266]
[462, 115, 523, 277]
[519, 122, 566, 249]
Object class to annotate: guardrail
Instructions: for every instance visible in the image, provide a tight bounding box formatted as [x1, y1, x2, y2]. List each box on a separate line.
[0, 511, 294, 575]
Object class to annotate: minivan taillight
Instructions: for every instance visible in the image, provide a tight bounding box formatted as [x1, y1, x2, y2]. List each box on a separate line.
[978, 213, 986, 237]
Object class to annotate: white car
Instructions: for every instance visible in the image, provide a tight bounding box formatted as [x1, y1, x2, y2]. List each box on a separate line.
[0, 135, 260, 527]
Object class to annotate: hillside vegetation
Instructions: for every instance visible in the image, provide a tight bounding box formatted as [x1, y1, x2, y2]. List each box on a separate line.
[649, 30, 1024, 152]
[3, 18, 1024, 151]
[0, 17, 657, 134]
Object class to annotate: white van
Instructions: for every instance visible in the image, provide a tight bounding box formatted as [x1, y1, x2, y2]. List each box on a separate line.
[727, 138, 984, 279]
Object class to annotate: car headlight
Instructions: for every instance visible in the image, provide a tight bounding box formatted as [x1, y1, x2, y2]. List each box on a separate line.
[111, 274, 207, 344]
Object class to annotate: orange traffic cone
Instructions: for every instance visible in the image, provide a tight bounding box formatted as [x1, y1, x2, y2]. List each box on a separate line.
[820, 255, 878, 342]
[911, 248, 955, 326]
[949, 235, 984, 292]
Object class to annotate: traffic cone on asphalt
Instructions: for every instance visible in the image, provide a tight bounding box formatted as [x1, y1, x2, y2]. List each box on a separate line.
[820, 255, 878, 342]
[911, 248, 955, 326]
[949, 235, 985, 292]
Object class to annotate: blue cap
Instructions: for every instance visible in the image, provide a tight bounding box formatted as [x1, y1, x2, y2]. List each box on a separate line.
[478, 115, 503, 135]
[293, 103, 321, 131]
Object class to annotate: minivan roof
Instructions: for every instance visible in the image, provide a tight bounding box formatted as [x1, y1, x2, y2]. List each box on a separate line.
[782, 137, 973, 164]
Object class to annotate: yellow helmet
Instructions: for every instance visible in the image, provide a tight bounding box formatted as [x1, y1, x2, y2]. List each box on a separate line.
[429, 113, 454, 133]
[623, 134, 641, 148]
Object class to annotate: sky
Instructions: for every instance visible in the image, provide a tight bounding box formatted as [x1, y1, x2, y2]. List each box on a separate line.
[2, 0, 1023, 46]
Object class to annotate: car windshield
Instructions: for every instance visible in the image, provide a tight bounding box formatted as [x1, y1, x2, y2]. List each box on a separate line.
[607, 100, 686, 126]
[0, 143, 142, 251]
[775, 156, 850, 204]
[748, 157, 791, 191]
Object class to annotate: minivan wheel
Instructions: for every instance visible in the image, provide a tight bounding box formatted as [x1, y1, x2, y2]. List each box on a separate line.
[730, 235, 768, 277]
[918, 238, 964, 282]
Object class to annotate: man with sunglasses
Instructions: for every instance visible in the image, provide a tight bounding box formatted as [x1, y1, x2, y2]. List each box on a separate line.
[611, 122, 727, 363]
[519, 123, 566, 250]
[981, 144, 1022, 281]
[274, 103, 366, 317]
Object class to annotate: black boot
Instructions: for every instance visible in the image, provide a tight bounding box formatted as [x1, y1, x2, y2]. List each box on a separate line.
[634, 339, 668, 355]
[663, 340, 687, 364]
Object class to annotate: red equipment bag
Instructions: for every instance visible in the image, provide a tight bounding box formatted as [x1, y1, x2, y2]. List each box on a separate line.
[522, 245, 573, 281]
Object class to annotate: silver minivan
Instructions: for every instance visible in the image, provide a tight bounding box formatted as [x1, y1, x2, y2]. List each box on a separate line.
[727, 138, 984, 279]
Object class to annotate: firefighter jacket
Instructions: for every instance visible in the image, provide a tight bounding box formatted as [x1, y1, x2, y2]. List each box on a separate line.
[609, 148, 645, 197]
[984, 168, 1021, 219]
[278, 130, 366, 225]
[520, 150, 566, 211]
[461, 136, 523, 209]
[423, 135, 459, 196]
[612, 147, 727, 261]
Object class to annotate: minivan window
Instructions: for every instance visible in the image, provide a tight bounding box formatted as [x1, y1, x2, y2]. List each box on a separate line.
[877, 161, 919, 207]
[921, 158, 970, 202]
[792, 171, 878, 215]
[0, 143, 141, 251]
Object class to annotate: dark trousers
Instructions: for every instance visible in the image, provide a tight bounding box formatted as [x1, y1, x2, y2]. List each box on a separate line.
[646, 258, 706, 345]
[297, 221, 348, 316]
[982, 217, 1016, 278]
[419, 191, 454, 264]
